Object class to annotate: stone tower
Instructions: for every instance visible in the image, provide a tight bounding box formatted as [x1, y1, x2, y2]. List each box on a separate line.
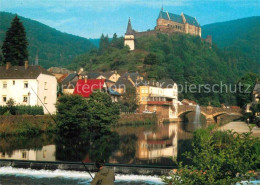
[124, 18, 135, 51]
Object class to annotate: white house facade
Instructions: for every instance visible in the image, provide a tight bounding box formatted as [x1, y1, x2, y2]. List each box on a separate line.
[0, 62, 57, 114]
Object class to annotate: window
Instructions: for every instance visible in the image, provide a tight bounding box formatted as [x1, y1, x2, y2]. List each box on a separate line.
[23, 96, 28, 103]
[3, 82, 7, 88]
[22, 151, 27, 159]
[13, 81, 15, 85]
[1, 152, 5, 157]
[2, 96, 7, 103]
[44, 96, 47, 104]
[44, 82, 47, 90]
[24, 81, 28, 88]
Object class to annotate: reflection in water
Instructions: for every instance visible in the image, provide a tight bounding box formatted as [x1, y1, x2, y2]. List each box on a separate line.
[0, 120, 205, 166]
[0, 145, 56, 161]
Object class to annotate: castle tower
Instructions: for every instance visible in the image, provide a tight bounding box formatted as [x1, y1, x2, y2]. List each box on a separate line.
[124, 18, 135, 51]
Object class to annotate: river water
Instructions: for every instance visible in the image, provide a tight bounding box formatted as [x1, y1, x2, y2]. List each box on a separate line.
[0, 113, 206, 184]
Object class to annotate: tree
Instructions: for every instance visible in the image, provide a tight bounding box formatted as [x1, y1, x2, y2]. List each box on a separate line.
[236, 73, 260, 107]
[162, 127, 260, 184]
[144, 53, 159, 65]
[119, 85, 139, 112]
[56, 95, 90, 135]
[2, 15, 28, 66]
[99, 34, 109, 53]
[87, 91, 120, 130]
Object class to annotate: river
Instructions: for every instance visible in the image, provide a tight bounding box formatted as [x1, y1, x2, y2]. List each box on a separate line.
[0, 113, 206, 184]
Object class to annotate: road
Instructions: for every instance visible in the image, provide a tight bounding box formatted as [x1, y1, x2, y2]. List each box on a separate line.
[219, 121, 260, 137]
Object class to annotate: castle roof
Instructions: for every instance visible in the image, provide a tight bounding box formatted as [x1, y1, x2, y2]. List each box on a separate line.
[125, 17, 134, 35]
[158, 10, 200, 27]
[183, 14, 200, 27]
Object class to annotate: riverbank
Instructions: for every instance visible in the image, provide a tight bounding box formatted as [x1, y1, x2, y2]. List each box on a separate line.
[0, 115, 55, 136]
[218, 121, 260, 137]
[0, 114, 157, 136]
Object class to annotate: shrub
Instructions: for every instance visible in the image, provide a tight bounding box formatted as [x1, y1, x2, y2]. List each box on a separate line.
[0, 105, 44, 115]
[162, 127, 260, 184]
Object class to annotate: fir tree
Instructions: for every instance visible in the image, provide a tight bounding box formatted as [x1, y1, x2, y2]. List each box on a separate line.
[1, 15, 28, 66]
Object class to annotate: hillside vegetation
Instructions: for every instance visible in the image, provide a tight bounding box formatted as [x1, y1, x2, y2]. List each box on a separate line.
[202, 16, 260, 65]
[0, 12, 95, 68]
[70, 33, 259, 106]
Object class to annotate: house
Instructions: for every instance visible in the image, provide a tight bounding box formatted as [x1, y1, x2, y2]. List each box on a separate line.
[73, 78, 106, 98]
[245, 83, 260, 113]
[103, 71, 121, 83]
[73, 77, 121, 102]
[61, 73, 78, 94]
[112, 72, 143, 94]
[136, 79, 178, 119]
[0, 61, 57, 114]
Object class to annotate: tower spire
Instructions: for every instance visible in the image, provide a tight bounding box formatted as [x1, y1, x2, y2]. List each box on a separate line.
[161, 0, 164, 11]
[125, 17, 133, 35]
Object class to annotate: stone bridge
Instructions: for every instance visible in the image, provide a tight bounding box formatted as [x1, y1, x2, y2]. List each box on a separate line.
[178, 105, 243, 123]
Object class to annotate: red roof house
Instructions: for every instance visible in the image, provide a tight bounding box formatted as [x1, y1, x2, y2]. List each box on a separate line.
[73, 79, 105, 98]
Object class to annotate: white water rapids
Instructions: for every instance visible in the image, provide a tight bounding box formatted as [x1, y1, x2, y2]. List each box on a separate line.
[0, 166, 164, 184]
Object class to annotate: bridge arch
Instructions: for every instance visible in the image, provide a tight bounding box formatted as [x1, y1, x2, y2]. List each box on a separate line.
[177, 110, 208, 118]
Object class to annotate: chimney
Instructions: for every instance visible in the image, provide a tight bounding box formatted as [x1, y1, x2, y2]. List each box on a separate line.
[6, 62, 11, 70]
[78, 68, 84, 75]
[84, 75, 88, 83]
[25, 61, 29, 69]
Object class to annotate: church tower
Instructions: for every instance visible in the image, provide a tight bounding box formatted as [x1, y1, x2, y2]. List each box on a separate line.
[124, 18, 135, 51]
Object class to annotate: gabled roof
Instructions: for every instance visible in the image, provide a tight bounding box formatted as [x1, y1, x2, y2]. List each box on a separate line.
[121, 72, 142, 83]
[125, 18, 134, 35]
[114, 77, 134, 88]
[158, 10, 200, 27]
[73, 79, 105, 98]
[61, 73, 78, 85]
[158, 11, 183, 24]
[103, 71, 116, 79]
[0, 65, 53, 79]
[108, 88, 121, 96]
[81, 72, 104, 79]
[183, 14, 200, 27]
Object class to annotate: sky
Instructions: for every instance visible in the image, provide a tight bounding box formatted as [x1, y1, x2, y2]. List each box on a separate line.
[1, 0, 260, 38]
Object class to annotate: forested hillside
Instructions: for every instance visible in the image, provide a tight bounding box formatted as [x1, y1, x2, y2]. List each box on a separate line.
[0, 12, 95, 68]
[202, 16, 260, 65]
[70, 33, 259, 106]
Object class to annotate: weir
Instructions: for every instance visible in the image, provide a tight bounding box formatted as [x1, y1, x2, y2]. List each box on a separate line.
[0, 159, 175, 176]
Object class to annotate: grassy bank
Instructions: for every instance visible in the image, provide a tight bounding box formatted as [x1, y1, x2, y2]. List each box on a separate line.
[117, 113, 157, 126]
[0, 115, 56, 137]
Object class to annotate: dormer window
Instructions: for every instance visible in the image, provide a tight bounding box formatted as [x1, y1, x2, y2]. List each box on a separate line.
[3, 82, 7, 88]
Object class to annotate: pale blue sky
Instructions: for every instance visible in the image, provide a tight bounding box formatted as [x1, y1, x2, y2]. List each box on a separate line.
[1, 0, 260, 38]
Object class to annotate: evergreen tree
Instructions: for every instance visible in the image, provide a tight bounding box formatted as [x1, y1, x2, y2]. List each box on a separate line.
[1, 15, 28, 66]
[99, 34, 109, 53]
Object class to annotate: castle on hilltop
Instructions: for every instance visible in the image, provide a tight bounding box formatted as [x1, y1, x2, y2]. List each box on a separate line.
[124, 9, 211, 51]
